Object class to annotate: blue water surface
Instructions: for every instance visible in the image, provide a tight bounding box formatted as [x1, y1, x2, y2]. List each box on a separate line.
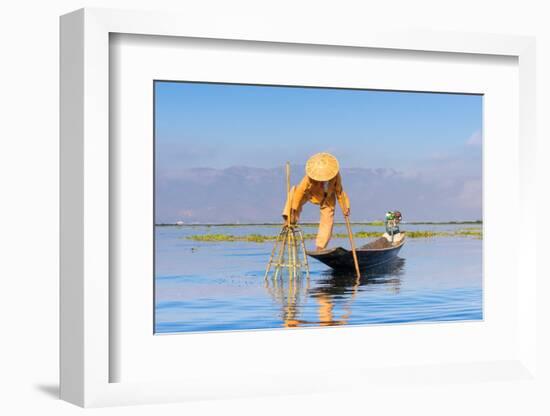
[155, 224, 482, 333]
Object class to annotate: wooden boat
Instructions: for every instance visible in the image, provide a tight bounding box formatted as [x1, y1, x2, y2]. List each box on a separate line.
[307, 234, 406, 271]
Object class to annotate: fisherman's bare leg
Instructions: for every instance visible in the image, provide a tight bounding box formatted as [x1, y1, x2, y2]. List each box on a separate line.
[316, 202, 335, 250]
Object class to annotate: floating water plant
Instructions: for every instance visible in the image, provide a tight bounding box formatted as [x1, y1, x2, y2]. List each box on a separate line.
[184, 228, 482, 243]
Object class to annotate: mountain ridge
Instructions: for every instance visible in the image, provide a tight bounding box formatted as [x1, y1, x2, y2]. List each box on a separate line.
[155, 165, 481, 223]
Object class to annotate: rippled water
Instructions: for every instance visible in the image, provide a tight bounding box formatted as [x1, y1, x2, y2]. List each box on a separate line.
[155, 224, 482, 333]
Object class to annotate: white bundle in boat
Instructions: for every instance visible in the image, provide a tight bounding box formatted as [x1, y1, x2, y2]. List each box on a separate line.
[383, 232, 405, 245]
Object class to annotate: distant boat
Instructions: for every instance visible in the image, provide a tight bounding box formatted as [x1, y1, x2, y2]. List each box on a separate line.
[307, 234, 406, 271]
[175, 221, 184, 226]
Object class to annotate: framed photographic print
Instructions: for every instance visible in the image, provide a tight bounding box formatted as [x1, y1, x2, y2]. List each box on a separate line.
[60, 8, 538, 408]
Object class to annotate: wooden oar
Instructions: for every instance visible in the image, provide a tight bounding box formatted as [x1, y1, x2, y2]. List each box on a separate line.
[344, 214, 361, 279]
[285, 162, 291, 226]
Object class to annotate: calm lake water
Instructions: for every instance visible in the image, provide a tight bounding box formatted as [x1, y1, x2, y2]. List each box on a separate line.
[155, 224, 482, 333]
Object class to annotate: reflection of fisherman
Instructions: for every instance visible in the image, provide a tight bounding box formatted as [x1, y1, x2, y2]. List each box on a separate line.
[282, 153, 350, 251]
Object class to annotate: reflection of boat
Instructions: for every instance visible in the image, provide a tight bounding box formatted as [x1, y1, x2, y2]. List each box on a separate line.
[308, 257, 405, 325]
[307, 235, 406, 271]
[317, 257, 405, 294]
[323, 256, 406, 281]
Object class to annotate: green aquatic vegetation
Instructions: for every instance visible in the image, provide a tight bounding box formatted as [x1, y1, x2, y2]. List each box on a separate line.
[406, 230, 447, 238]
[186, 233, 276, 243]
[402, 229, 482, 239]
[184, 228, 483, 243]
[354, 231, 384, 238]
[453, 229, 483, 239]
[356, 230, 450, 239]
[245, 234, 275, 242]
[186, 234, 238, 242]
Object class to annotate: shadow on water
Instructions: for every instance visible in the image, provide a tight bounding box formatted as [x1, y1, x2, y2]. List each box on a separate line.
[264, 257, 406, 328]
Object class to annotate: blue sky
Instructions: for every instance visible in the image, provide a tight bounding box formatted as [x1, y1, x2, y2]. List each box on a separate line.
[155, 81, 482, 171]
[154, 81, 482, 222]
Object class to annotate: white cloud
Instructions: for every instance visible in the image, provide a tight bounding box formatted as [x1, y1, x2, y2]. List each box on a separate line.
[466, 130, 482, 146]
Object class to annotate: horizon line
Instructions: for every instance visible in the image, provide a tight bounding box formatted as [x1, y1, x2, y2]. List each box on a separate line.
[155, 220, 483, 226]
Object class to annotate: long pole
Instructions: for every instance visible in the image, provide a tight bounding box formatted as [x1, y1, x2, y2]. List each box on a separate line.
[344, 214, 361, 279]
[285, 162, 293, 279]
[286, 162, 290, 195]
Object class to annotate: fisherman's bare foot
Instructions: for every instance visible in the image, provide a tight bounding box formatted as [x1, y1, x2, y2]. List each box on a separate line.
[315, 246, 323, 251]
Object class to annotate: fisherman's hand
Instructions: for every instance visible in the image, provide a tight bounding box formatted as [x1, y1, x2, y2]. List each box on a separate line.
[343, 207, 350, 216]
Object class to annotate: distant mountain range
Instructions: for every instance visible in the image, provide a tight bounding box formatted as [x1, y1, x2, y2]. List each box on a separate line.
[155, 165, 482, 223]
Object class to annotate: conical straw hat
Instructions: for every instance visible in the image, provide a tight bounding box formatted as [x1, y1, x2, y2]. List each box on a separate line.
[305, 152, 340, 181]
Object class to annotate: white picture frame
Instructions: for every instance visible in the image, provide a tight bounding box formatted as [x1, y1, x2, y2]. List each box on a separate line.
[60, 7, 538, 408]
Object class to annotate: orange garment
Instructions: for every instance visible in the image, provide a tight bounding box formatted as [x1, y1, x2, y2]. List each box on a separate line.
[282, 173, 350, 249]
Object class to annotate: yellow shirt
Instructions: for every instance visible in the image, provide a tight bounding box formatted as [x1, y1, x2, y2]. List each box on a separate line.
[292, 173, 350, 211]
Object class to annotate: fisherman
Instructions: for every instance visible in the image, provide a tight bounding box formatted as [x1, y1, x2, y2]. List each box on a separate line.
[282, 153, 350, 251]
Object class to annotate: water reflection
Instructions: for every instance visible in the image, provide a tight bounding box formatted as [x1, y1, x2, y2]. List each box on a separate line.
[264, 258, 406, 327]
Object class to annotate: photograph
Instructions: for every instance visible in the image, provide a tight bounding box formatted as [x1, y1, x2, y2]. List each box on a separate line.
[154, 81, 483, 333]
